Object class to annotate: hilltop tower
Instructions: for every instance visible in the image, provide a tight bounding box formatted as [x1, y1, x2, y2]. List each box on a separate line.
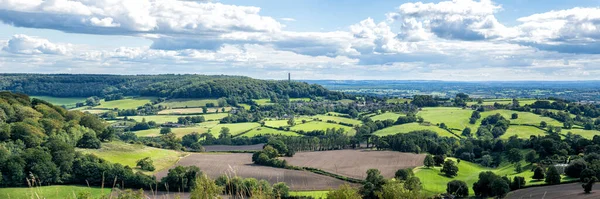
[288, 73, 291, 82]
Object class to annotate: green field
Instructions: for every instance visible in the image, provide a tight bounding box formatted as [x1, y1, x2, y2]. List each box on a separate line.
[289, 190, 329, 198]
[122, 113, 228, 124]
[208, 122, 261, 137]
[31, 96, 86, 108]
[0, 185, 110, 199]
[417, 107, 475, 131]
[370, 112, 403, 121]
[135, 121, 219, 137]
[291, 121, 356, 136]
[314, 115, 362, 125]
[466, 99, 547, 106]
[386, 98, 411, 104]
[373, 123, 457, 138]
[241, 127, 302, 137]
[501, 125, 548, 139]
[77, 141, 185, 174]
[264, 119, 293, 128]
[158, 98, 220, 108]
[336, 99, 355, 104]
[94, 97, 155, 110]
[563, 128, 600, 139]
[481, 109, 562, 127]
[416, 158, 575, 196]
[78, 109, 110, 114]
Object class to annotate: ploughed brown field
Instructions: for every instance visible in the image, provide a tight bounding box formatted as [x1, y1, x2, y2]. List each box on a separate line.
[154, 153, 352, 191]
[505, 183, 600, 199]
[281, 150, 425, 179]
[203, 144, 265, 152]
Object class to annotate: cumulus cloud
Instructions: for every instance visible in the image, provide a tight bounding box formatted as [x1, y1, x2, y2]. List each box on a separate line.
[2, 34, 71, 55]
[388, 0, 517, 41]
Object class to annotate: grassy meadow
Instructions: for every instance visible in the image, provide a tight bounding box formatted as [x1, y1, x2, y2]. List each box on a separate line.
[0, 185, 110, 199]
[373, 123, 457, 138]
[135, 121, 219, 137]
[122, 113, 228, 124]
[208, 122, 261, 137]
[31, 96, 86, 108]
[291, 121, 356, 136]
[314, 115, 362, 125]
[157, 107, 232, 115]
[501, 125, 548, 139]
[241, 127, 302, 137]
[415, 158, 576, 196]
[95, 97, 155, 110]
[370, 112, 403, 121]
[158, 98, 219, 108]
[77, 141, 185, 174]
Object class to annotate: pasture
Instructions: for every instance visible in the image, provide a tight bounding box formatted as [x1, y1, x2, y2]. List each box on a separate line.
[373, 123, 457, 138]
[122, 113, 228, 124]
[157, 107, 231, 115]
[282, 150, 425, 179]
[135, 121, 219, 137]
[264, 119, 294, 128]
[314, 115, 362, 125]
[291, 122, 356, 136]
[203, 144, 265, 152]
[95, 97, 155, 110]
[415, 158, 575, 196]
[241, 127, 302, 137]
[154, 153, 352, 191]
[78, 109, 110, 114]
[417, 107, 475, 131]
[158, 98, 219, 108]
[77, 141, 185, 174]
[370, 112, 403, 121]
[31, 96, 86, 108]
[501, 125, 547, 139]
[386, 98, 411, 104]
[208, 122, 261, 137]
[0, 185, 110, 199]
[563, 128, 600, 139]
[466, 99, 542, 106]
[481, 109, 562, 127]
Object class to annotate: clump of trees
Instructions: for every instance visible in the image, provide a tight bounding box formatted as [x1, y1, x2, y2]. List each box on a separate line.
[136, 157, 155, 171]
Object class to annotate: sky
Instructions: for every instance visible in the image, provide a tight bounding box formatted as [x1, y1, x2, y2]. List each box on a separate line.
[0, 0, 599, 81]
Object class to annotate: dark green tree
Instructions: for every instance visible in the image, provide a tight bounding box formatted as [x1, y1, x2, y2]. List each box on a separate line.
[446, 180, 468, 197]
[533, 166, 545, 180]
[441, 160, 459, 177]
[545, 166, 561, 185]
[424, 155, 435, 168]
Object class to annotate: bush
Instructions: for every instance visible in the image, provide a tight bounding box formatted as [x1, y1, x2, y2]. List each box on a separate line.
[160, 127, 172, 135]
[441, 160, 459, 177]
[545, 166, 561, 185]
[136, 157, 155, 171]
[446, 180, 468, 197]
[565, 159, 587, 178]
[77, 132, 101, 149]
[394, 168, 414, 181]
[272, 182, 289, 198]
[511, 176, 526, 190]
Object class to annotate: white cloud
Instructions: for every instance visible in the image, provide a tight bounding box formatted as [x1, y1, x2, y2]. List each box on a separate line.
[280, 18, 296, 22]
[388, 0, 517, 41]
[2, 34, 71, 55]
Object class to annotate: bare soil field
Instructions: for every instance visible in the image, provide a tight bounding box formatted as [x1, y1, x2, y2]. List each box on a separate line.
[154, 153, 352, 191]
[203, 144, 265, 152]
[282, 150, 425, 179]
[505, 183, 600, 199]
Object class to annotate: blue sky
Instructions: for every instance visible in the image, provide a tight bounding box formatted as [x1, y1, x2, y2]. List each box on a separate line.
[0, 0, 599, 80]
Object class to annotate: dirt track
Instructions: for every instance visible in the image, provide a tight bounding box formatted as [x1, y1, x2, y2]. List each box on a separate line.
[155, 153, 352, 191]
[505, 183, 600, 199]
[282, 150, 425, 179]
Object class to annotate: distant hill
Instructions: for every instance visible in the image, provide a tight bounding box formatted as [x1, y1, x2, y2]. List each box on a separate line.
[0, 74, 347, 100]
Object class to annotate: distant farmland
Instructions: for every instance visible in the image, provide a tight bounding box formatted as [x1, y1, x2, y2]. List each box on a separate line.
[282, 150, 425, 179]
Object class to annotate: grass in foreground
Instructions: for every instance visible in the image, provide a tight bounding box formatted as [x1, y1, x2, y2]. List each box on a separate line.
[289, 191, 329, 199]
[94, 97, 155, 110]
[0, 185, 110, 199]
[77, 141, 185, 174]
[373, 123, 457, 138]
[241, 127, 302, 137]
[291, 121, 356, 136]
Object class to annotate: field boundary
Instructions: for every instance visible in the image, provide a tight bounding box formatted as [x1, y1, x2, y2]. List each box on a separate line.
[285, 165, 365, 184]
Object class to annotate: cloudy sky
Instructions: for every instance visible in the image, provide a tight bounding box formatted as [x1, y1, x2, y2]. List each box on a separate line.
[0, 0, 599, 80]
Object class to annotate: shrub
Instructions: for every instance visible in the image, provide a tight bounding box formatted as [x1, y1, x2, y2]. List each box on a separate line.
[446, 180, 468, 197]
[136, 157, 155, 171]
